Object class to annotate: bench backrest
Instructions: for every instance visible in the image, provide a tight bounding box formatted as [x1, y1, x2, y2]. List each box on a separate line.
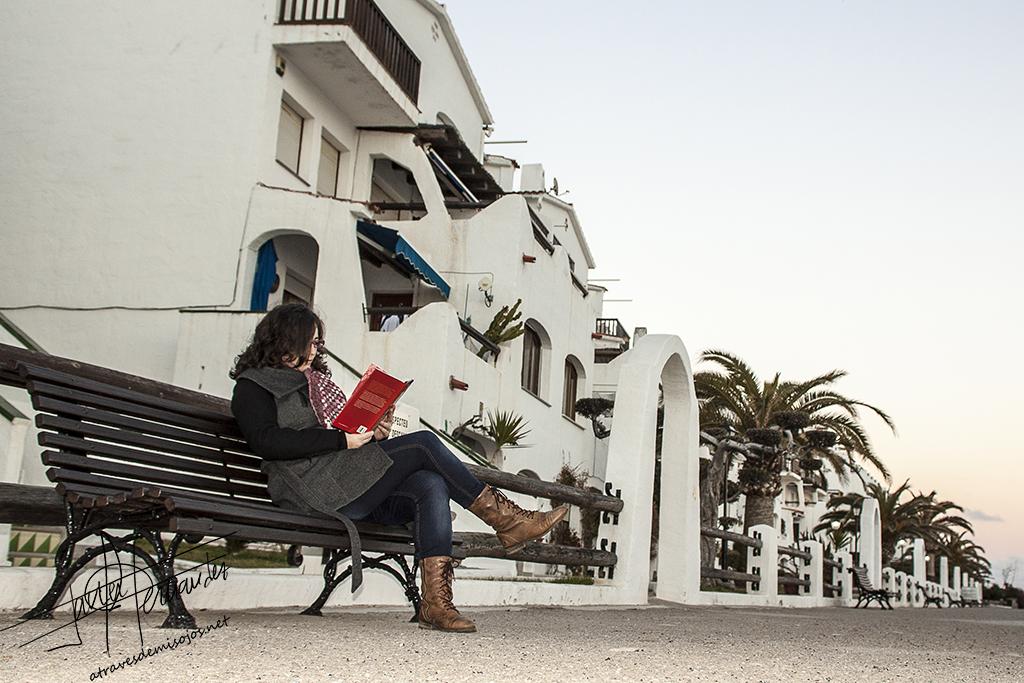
[20, 363, 272, 505]
[961, 584, 982, 602]
[851, 565, 877, 592]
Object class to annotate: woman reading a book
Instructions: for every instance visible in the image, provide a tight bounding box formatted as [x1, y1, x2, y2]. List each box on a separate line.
[230, 303, 567, 633]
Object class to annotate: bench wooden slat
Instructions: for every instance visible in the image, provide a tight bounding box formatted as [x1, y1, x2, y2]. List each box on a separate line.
[37, 416, 266, 478]
[50, 469, 289, 516]
[56, 482, 169, 507]
[182, 519, 425, 558]
[28, 381, 240, 437]
[20, 364, 235, 427]
[50, 469, 422, 544]
[0, 348, 231, 416]
[34, 395, 252, 454]
[166, 496, 365, 536]
[44, 451, 272, 500]
[170, 517, 362, 551]
[39, 432, 268, 486]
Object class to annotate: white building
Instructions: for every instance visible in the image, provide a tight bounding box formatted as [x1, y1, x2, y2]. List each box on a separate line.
[1, 1, 913, 611]
[0, 0, 640, 571]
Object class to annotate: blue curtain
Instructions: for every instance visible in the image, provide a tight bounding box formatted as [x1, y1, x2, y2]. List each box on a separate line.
[250, 240, 278, 311]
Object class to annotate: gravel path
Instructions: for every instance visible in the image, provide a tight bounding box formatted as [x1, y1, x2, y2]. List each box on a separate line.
[2, 603, 1021, 681]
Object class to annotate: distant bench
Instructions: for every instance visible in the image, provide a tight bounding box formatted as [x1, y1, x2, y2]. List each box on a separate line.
[0, 345, 620, 628]
[849, 565, 894, 609]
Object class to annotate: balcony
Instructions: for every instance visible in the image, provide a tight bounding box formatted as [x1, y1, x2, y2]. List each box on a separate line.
[275, 0, 421, 125]
[364, 305, 500, 362]
[593, 318, 630, 364]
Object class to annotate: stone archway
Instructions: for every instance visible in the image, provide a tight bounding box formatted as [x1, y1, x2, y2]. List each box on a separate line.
[599, 334, 700, 604]
[859, 497, 883, 586]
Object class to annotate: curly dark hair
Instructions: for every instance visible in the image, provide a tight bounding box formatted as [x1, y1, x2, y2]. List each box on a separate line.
[229, 303, 331, 379]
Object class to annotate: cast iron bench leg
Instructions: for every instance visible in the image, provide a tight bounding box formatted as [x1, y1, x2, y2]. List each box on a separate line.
[300, 550, 421, 621]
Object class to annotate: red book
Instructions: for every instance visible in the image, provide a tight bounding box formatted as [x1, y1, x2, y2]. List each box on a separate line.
[332, 364, 414, 434]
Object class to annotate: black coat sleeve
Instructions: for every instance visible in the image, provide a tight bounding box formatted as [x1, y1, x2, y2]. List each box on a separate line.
[231, 378, 347, 461]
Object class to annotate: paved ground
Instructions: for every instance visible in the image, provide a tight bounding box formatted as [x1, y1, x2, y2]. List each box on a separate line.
[1, 603, 1021, 682]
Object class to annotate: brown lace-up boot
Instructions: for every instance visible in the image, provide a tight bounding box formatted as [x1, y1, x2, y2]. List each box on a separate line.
[418, 556, 476, 633]
[468, 485, 569, 554]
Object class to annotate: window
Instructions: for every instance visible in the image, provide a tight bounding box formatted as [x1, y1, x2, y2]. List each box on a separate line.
[282, 269, 314, 306]
[276, 100, 304, 175]
[521, 327, 542, 395]
[317, 137, 340, 196]
[562, 359, 578, 418]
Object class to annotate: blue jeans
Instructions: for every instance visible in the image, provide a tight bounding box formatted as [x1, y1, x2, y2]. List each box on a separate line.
[338, 431, 486, 560]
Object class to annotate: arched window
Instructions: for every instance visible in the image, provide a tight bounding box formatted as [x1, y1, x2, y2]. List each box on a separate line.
[250, 233, 319, 311]
[562, 359, 579, 418]
[785, 483, 800, 506]
[521, 327, 542, 395]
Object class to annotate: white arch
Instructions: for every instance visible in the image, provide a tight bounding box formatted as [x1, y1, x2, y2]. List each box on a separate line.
[859, 497, 883, 587]
[245, 229, 321, 309]
[600, 334, 699, 604]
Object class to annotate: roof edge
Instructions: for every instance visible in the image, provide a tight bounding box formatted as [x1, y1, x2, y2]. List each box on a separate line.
[413, 0, 494, 126]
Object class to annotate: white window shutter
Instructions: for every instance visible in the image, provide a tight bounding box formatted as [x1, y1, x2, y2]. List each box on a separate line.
[317, 138, 340, 196]
[276, 101, 303, 174]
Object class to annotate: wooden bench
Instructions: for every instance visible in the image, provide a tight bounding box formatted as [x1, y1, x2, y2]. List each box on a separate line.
[922, 589, 946, 608]
[848, 565, 894, 609]
[0, 346, 621, 628]
[956, 584, 982, 607]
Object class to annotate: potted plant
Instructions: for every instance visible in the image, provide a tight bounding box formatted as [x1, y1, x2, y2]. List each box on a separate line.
[483, 409, 530, 468]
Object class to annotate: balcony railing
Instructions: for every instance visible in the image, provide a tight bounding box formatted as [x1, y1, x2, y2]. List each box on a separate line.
[595, 318, 629, 341]
[278, 0, 421, 104]
[364, 306, 500, 360]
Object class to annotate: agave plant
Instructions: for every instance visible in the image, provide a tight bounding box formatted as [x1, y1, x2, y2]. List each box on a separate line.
[484, 409, 531, 451]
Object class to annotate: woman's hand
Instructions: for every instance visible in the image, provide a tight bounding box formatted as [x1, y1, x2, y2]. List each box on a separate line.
[345, 431, 375, 449]
[373, 406, 395, 441]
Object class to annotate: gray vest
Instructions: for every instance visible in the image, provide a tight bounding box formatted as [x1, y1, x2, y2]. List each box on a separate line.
[238, 366, 394, 590]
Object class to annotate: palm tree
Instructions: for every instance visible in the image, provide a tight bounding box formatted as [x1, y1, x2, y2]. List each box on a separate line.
[695, 349, 895, 529]
[939, 531, 991, 582]
[814, 480, 978, 567]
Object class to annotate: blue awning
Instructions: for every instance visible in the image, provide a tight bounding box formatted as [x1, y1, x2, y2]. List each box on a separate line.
[356, 220, 451, 299]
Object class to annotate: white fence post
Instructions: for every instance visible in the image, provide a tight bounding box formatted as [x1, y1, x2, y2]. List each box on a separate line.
[938, 555, 950, 604]
[882, 567, 896, 601]
[746, 524, 778, 600]
[952, 565, 962, 602]
[896, 571, 910, 606]
[911, 538, 926, 607]
[836, 550, 853, 604]
[799, 539, 823, 600]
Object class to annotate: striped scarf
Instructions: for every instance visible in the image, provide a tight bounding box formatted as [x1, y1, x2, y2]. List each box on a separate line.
[303, 368, 347, 429]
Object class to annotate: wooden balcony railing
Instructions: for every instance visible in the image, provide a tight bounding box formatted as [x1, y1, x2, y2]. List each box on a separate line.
[363, 306, 500, 360]
[278, 0, 421, 104]
[595, 318, 629, 341]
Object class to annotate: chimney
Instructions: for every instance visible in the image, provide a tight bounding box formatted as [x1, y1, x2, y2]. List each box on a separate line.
[519, 163, 545, 192]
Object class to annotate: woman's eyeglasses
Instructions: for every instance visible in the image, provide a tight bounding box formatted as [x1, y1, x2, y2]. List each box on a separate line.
[311, 338, 325, 351]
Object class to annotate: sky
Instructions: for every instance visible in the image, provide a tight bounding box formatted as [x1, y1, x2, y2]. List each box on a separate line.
[442, 0, 1024, 583]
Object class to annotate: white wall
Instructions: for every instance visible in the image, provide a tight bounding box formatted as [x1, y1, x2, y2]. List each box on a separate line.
[0, 1, 269, 311]
[375, 0, 489, 155]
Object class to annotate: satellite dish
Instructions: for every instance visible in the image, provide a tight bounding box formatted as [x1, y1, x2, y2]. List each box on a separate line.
[478, 275, 493, 292]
